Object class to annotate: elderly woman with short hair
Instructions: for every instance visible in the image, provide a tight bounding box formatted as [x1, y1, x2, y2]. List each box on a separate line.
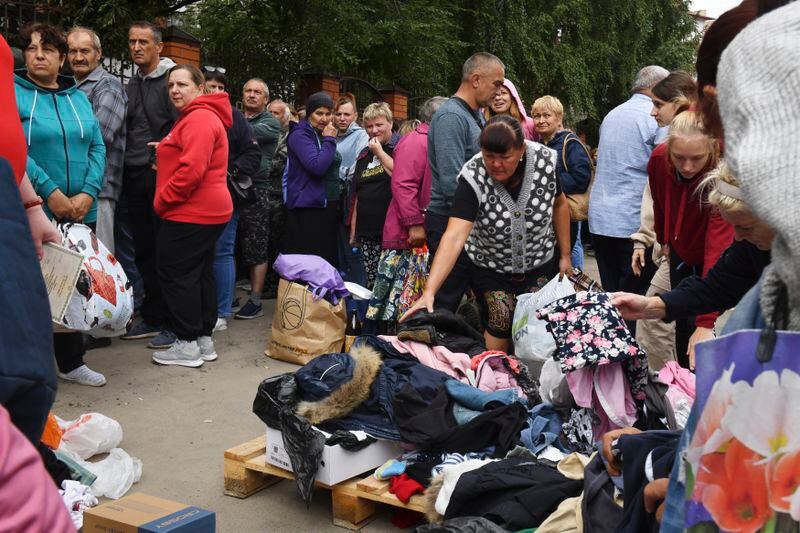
[349, 102, 401, 287]
[532, 95, 593, 249]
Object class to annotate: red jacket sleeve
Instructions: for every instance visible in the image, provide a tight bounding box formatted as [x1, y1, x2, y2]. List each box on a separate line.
[695, 211, 735, 328]
[156, 112, 217, 210]
[391, 134, 427, 228]
[648, 154, 667, 246]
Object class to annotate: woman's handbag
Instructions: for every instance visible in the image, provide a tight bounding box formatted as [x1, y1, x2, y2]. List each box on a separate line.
[227, 168, 258, 207]
[562, 134, 595, 222]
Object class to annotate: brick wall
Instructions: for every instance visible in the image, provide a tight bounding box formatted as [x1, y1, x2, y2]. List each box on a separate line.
[162, 41, 200, 67]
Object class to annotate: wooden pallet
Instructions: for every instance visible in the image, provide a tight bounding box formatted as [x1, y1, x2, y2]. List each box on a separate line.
[224, 436, 425, 530]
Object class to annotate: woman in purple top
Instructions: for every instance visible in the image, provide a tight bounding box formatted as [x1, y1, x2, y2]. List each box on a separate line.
[283, 91, 342, 267]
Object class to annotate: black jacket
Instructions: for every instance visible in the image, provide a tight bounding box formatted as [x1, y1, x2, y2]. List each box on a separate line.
[124, 58, 179, 167]
[660, 240, 771, 322]
[228, 108, 261, 177]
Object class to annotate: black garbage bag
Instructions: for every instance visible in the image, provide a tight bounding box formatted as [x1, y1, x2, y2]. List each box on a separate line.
[253, 373, 325, 504]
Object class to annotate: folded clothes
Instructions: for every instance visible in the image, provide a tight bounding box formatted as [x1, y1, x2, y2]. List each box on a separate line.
[390, 473, 425, 504]
[374, 459, 406, 480]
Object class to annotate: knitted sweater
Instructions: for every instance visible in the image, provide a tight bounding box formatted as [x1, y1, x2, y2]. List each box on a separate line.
[717, 2, 800, 329]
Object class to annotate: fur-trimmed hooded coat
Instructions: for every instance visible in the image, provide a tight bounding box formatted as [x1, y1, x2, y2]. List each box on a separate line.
[294, 335, 453, 440]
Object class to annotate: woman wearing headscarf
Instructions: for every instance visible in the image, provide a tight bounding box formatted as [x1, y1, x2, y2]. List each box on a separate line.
[283, 91, 341, 267]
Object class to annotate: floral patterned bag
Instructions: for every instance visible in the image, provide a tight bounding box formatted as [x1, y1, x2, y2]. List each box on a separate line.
[682, 291, 800, 532]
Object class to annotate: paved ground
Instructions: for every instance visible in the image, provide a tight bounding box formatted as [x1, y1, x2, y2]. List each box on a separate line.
[53, 256, 599, 532]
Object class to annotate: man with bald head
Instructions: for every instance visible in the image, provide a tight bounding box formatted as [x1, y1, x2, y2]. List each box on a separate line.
[426, 52, 505, 311]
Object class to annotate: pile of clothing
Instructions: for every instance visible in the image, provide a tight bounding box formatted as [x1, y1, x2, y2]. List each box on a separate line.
[253, 301, 695, 531]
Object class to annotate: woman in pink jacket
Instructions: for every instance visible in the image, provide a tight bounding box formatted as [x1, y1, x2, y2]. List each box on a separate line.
[366, 97, 447, 324]
[484, 78, 539, 142]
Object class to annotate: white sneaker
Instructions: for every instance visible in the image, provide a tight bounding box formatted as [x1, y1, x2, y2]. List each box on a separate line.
[58, 365, 107, 387]
[198, 336, 218, 361]
[213, 317, 227, 332]
[152, 340, 203, 368]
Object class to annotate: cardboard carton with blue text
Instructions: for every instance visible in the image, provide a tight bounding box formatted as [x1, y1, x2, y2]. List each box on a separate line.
[82, 492, 214, 532]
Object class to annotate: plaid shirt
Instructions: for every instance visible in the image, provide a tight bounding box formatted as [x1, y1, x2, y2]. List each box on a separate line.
[77, 67, 127, 201]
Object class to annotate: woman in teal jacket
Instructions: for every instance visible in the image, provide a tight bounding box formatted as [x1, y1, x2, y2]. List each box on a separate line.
[15, 24, 106, 387]
[15, 25, 105, 225]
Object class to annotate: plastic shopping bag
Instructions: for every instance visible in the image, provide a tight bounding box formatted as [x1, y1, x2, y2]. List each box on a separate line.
[512, 274, 575, 361]
[59, 413, 123, 460]
[58, 223, 133, 337]
[83, 448, 143, 499]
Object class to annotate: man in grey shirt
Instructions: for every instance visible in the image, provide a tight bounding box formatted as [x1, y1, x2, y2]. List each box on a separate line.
[67, 27, 127, 254]
[426, 52, 505, 311]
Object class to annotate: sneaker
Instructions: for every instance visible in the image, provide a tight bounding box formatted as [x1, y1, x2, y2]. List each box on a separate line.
[148, 330, 177, 349]
[58, 365, 107, 386]
[152, 340, 203, 367]
[198, 336, 218, 361]
[230, 298, 242, 314]
[235, 300, 263, 320]
[83, 335, 112, 351]
[120, 320, 160, 340]
[213, 317, 228, 332]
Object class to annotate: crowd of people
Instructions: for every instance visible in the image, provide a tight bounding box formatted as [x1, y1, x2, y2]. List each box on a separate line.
[1, 0, 799, 528]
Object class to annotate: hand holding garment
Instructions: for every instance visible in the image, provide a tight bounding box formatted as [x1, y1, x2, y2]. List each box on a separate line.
[537, 291, 648, 400]
[397, 309, 486, 356]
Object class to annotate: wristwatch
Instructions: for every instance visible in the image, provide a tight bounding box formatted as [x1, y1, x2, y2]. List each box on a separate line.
[23, 196, 44, 210]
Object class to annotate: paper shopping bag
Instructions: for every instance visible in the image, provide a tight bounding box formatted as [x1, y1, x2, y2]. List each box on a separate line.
[266, 279, 347, 365]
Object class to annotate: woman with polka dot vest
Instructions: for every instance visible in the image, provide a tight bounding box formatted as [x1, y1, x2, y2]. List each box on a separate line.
[403, 115, 572, 352]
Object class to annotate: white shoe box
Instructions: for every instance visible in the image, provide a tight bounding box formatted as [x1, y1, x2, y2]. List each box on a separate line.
[266, 425, 399, 486]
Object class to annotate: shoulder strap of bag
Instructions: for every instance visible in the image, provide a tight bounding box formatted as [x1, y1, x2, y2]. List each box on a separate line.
[561, 133, 594, 174]
[756, 281, 788, 363]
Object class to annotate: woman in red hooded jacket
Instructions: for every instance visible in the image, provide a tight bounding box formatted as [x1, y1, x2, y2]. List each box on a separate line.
[151, 64, 233, 368]
[648, 109, 733, 367]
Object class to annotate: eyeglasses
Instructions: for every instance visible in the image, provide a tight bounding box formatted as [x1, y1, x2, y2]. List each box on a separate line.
[203, 65, 226, 73]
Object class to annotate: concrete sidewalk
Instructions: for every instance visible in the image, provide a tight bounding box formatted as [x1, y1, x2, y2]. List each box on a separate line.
[53, 297, 398, 532]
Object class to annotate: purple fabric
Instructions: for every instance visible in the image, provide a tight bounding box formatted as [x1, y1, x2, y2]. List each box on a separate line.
[273, 253, 348, 304]
[285, 119, 337, 209]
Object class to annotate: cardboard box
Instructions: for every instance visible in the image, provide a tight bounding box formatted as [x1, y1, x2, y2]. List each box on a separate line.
[83, 492, 215, 533]
[267, 426, 399, 486]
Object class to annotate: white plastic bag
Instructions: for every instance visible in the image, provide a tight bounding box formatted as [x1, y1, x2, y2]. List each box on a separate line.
[59, 413, 123, 460]
[83, 448, 143, 499]
[539, 358, 566, 404]
[58, 223, 133, 337]
[512, 275, 575, 361]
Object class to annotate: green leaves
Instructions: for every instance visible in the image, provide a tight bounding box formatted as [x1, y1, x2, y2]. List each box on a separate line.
[48, 0, 696, 122]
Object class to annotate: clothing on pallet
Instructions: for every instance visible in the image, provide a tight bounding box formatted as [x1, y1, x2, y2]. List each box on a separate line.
[393, 384, 528, 456]
[396, 309, 486, 356]
[443, 457, 584, 530]
[294, 337, 453, 440]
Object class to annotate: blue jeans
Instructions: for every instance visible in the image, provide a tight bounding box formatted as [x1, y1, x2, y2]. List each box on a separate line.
[571, 221, 585, 269]
[213, 210, 239, 318]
